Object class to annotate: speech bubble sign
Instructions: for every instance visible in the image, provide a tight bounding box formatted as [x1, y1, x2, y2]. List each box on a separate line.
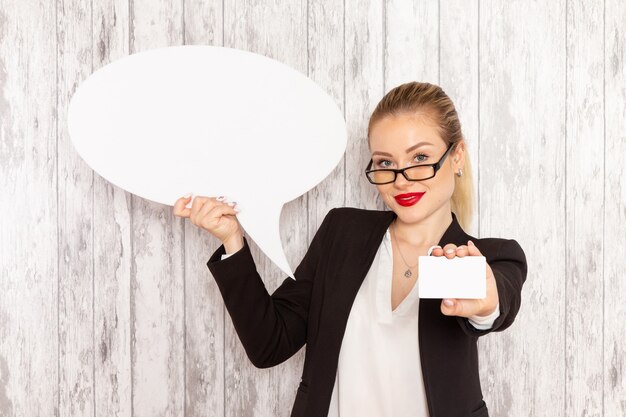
[67, 45, 346, 278]
[418, 256, 486, 299]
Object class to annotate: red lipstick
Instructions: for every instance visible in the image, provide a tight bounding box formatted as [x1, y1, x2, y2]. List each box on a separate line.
[394, 192, 425, 207]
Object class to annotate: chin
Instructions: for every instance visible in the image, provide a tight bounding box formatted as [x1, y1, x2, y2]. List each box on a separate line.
[396, 211, 428, 225]
[388, 203, 429, 223]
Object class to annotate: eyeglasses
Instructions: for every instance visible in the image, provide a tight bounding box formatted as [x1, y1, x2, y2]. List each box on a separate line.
[364, 143, 456, 185]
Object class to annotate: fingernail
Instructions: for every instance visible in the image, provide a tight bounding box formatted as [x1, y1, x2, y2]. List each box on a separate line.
[427, 245, 441, 256]
[216, 196, 225, 201]
[234, 207, 240, 213]
[443, 299, 454, 307]
[468, 240, 474, 246]
[445, 248, 455, 254]
[227, 202, 235, 206]
[183, 192, 192, 198]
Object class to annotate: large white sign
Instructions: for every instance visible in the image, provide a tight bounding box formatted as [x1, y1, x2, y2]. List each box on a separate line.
[68, 45, 347, 278]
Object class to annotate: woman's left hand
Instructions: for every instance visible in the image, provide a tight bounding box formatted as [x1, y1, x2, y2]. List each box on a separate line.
[430, 240, 499, 318]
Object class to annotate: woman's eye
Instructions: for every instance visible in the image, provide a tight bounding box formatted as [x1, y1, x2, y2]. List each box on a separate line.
[374, 153, 428, 168]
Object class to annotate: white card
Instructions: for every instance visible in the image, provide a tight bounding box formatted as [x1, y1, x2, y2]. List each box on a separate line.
[418, 256, 486, 299]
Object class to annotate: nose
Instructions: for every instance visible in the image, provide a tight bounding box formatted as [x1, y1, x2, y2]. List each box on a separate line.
[394, 170, 412, 187]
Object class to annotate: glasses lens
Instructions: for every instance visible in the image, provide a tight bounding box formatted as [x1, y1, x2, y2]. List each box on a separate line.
[405, 165, 434, 180]
[368, 170, 396, 184]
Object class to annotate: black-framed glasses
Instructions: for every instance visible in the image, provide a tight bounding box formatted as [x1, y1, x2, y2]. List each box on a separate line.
[364, 143, 456, 185]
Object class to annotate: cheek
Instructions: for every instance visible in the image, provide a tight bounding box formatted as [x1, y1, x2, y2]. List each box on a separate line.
[376, 184, 393, 200]
[423, 175, 455, 198]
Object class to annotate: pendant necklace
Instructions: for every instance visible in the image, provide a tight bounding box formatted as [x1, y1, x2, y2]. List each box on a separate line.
[391, 220, 418, 278]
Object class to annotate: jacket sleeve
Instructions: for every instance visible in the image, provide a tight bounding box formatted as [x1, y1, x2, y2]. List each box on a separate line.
[456, 238, 528, 337]
[206, 208, 335, 368]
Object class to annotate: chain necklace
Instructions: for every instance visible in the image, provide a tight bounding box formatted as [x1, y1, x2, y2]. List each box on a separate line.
[390, 220, 418, 278]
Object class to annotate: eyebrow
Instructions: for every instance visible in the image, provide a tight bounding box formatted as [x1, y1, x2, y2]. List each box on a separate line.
[371, 141, 434, 157]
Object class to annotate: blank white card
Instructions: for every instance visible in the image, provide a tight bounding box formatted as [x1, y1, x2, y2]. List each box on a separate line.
[418, 256, 486, 299]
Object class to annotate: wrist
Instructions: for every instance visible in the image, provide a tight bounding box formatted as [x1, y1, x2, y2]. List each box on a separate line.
[475, 301, 498, 317]
[223, 233, 244, 254]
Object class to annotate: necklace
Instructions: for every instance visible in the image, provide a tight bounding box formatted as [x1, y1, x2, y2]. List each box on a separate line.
[390, 220, 418, 278]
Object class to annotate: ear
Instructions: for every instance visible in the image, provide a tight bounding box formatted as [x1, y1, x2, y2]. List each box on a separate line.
[452, 141, 465, 171]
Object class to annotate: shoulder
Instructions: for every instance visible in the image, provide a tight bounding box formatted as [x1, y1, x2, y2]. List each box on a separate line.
[473, 237, 526, 266]
[317, 206, 392, 239]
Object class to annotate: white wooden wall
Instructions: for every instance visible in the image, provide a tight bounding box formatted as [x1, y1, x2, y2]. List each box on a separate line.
[1, 1, 625, 416]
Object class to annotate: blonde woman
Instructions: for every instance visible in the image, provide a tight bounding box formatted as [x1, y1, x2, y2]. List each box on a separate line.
[174, 81, 527, 417]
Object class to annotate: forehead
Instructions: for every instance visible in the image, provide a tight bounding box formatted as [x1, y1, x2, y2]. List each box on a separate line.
[369, 114, 445, 152]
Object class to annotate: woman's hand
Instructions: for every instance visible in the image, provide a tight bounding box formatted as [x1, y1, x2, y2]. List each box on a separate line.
[172, 194, 244, 253]
[430, 240, 499, 318]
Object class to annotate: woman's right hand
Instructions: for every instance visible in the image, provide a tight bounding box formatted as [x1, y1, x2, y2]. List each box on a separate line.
[173, 194, 244, 253]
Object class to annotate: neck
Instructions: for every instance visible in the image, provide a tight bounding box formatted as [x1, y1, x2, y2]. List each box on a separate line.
[391, 205, 453, 247]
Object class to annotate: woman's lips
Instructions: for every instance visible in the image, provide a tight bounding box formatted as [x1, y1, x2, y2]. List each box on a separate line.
[394, 192, 425, 207]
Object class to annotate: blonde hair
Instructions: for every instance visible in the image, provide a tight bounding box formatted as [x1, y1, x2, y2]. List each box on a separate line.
[367, 81, 475, 230]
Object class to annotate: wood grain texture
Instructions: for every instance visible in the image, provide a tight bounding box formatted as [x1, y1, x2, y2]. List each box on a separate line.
[565, 2, 604, 416]
[344, 0, 384, 210]
[182, 2, 226, 416]
[92, 1, 132, 417]
[604, 0, 626, 415]
[1, 1, 625, 416]
[440, 0, 479, 236]
[57, 0, 96, 416]
[308, 0, 346, 225]
[478, 1, 566, 416]
[129, 2, 185, 417]
[0, 1, 58, 417]
[385, 0, 438, 87]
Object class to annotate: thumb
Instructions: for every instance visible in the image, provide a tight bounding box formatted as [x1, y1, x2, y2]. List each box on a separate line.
[441, 298, 464, 316]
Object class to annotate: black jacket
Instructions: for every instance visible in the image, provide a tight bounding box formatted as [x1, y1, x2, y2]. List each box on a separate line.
[206, 207, 527, 417]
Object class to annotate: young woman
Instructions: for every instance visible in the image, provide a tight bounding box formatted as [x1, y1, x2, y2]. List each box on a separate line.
[173, 82, 527, 417]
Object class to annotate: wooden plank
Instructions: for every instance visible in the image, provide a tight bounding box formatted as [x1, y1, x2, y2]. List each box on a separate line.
[183, 0, 223, 45]
[344, 0, 384, 209]
[129, 2, 185, 416]
[308, 0, 346, 240]
[182, 3, 226, 417]
[385, 0, 438, 87]
[0, 1, 58, 416]
[56, 0, 96, 415]
[604, 0, 626, 415]
[221, 2, 308, 416]
[565, 1, 604, 416]
[478, 1, 566, 416]
[92, 1, 132, 417]
[440, 0, 479, 236]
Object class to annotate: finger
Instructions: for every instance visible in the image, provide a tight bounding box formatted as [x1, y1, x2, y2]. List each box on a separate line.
[198, 200, 239, 229]
[190, 196, 214, 225]
[455, 244, 469, 257]
[428, 245, 443, 256]
[173, 195, 192, 218]
[199, 196, 238, 220]
[442, 243, 458, 259]
[467, 240, 483, 256]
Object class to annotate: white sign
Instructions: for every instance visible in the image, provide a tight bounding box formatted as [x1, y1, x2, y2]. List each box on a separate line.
[67, 45, 347, 278]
